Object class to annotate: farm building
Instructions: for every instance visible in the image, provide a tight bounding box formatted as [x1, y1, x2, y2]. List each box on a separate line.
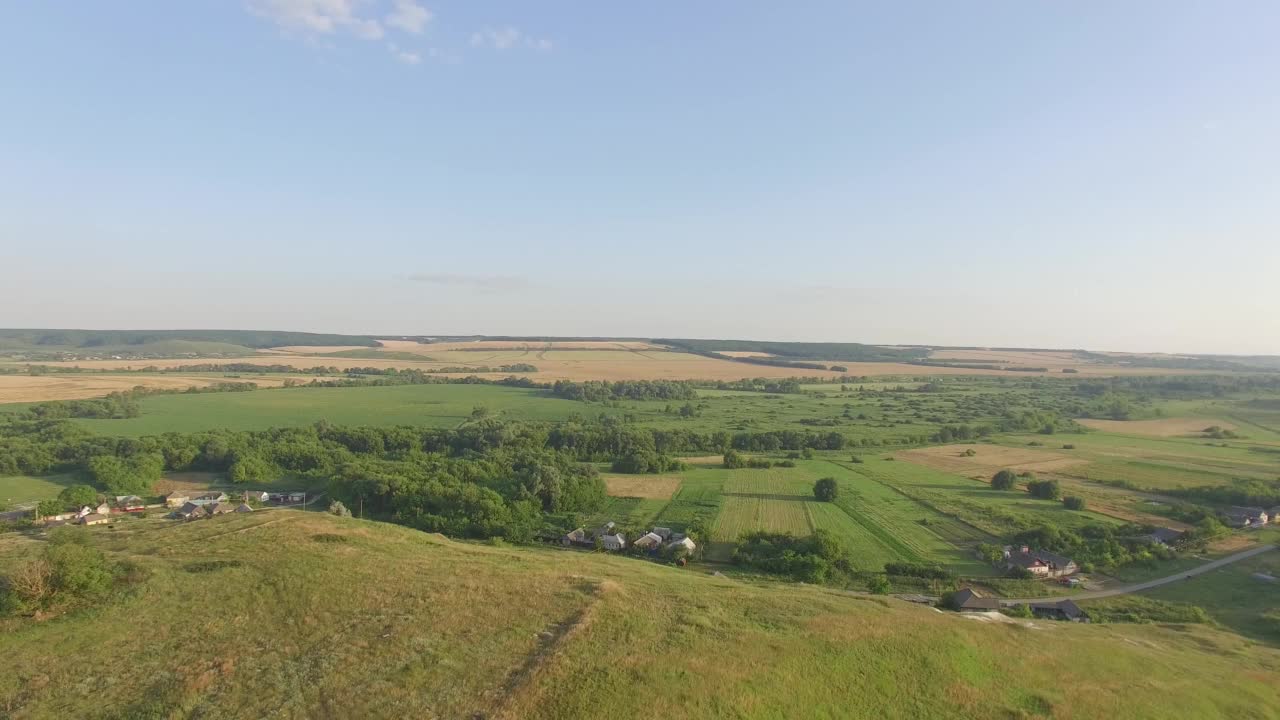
[163, 492, 190, 508]
[94, 502, 112, 516]
[949, 588, 1000, 612]
[1004, 546, 1077, 578]
[78, 513, 110, 526]
[76, 506, 94, 518]
[245, 491, 270, 503]
[633, 532, 663, 551]
[562, 528, 590, 547]
[234, 503, 254, 513]
[591, 521, 617, 539]
[1024, 599, 1089, 623]
[652, 527, 674, 541]
[207, 502, 234, 515]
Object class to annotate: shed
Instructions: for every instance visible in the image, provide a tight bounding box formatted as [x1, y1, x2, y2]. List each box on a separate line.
[78, 513, 110, 526]
[949, 588, 1000, 612]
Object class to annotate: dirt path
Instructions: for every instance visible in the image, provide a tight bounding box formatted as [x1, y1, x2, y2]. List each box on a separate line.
[998, 544, 1277, 604]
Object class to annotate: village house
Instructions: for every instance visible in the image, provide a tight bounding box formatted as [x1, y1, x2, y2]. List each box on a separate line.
[114, 495, 145, 512]
[1004, 546, 1078, 578]
[189, 492, 229, 507]
[1224, 507, 1269, 528]
[78, 513, 110, 526]
[207, 502, 234, 515]
[652, 527, 674, 541]
[632, 532, 663, 551]
[163, 492, 190, 508]
[94, 502, 112, 516]
[600, 533, 627, 551]
[244, 491, 270, 503]
[171, 502, 205, 520]
[562, 528, 590, 547]
[234, 503, 254, 513]
[949, 588, 1001, 612]
[667, 536, 697, 554]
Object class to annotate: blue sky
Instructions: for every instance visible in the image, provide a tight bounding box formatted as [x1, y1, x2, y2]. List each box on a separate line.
[2, 1, 1278, 353]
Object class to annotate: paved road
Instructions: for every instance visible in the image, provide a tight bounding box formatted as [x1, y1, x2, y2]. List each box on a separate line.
[998, 544, 1277, 605]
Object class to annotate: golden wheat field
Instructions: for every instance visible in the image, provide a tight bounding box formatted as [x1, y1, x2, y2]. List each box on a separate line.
[1076, 417, 1236, 437]
[0, 374, 316, 403]
[603, 475, 683, 500]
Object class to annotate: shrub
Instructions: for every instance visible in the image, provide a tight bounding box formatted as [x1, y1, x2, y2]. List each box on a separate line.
[1063, 496, 1086, 511]
[813, 477, 838, 502]
[849, 455, 864, 464]
[1027, 479, 1061, 500]
[884, 562, 953, 580]
[868, 575, 891, 595]
[1062, 444, 1076, 450]
[962, 448, 976, 457]
[745, 458, 773, 469]
[328, 500, 352, 517]
[991, 469, 1017, 490]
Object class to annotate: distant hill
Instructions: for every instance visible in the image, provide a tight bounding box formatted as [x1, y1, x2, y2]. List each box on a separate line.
[1, 512, 1276, 719]
[0, 329, 379, 359]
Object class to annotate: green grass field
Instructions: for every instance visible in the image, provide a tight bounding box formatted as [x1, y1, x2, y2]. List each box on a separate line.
[1091, 549, 1280, 645]
[1, 512, 1278, 718]
[0, 474, 79, 507]
[71, 384, 622, 435]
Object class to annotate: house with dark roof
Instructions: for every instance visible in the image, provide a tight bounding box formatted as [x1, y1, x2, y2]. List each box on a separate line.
[948, 588, 1001, 612]
[1142, 527, 1185, 545]
[1024, 599, 1089, 623]
[114, 495, 146, 512]
[1004, 546, 1078, 578]
[171, 502, 205, 520]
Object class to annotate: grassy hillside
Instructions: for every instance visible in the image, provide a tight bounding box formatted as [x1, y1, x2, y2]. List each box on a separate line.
[2, 512, 1278, 719]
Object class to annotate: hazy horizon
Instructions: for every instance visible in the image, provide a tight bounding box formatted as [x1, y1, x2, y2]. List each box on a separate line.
[4, 2, 1278, 354]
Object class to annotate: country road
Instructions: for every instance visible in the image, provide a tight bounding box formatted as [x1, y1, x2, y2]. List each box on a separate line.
[998, 544, 1277, 605]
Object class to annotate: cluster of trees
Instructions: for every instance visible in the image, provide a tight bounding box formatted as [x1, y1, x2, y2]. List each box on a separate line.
[1165, 477, 1280, 509]
[1026, 478, 1061, 500]
[722, 450, 779, 470]
[884, 562, 953, 580]
[732, 530, 853, 583]
[1008, 523, 1174, 571]
[550, 380, 698, 402]
[611, 450, 687, 474]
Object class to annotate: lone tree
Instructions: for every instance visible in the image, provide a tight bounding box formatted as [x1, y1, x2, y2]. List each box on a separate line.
[1063, 496, 1086, 511]
[991, 469, 1017, 490]
[813, 477, 838, 502]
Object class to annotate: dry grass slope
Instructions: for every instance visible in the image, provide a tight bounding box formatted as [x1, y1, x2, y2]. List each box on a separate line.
[0, 512, 1278, 719]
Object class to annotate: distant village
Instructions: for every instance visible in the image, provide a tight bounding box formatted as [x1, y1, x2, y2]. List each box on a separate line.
[34, 490, 312, 527]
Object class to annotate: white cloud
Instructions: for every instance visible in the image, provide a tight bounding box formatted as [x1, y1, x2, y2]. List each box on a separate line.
[385, 0, 431, 34]
[250, 0, 384, 39]
[470, 26, 553, 52]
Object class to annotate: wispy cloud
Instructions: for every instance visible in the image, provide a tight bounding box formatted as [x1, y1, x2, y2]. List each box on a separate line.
[470, 26, 553, 52]
[406, 273, 532, 291]
[385, 0, 431, 34]
[387, 42, 421, 65]
[249, 0, 384, 39]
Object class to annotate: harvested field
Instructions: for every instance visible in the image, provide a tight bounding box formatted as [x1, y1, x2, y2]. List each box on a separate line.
[604, 476, 682, 500]
[897, 444, 1087, 477]
[267, 345, 378, 354]
[1078, 417, 1237, 437]
[0, 373, 310, 403]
